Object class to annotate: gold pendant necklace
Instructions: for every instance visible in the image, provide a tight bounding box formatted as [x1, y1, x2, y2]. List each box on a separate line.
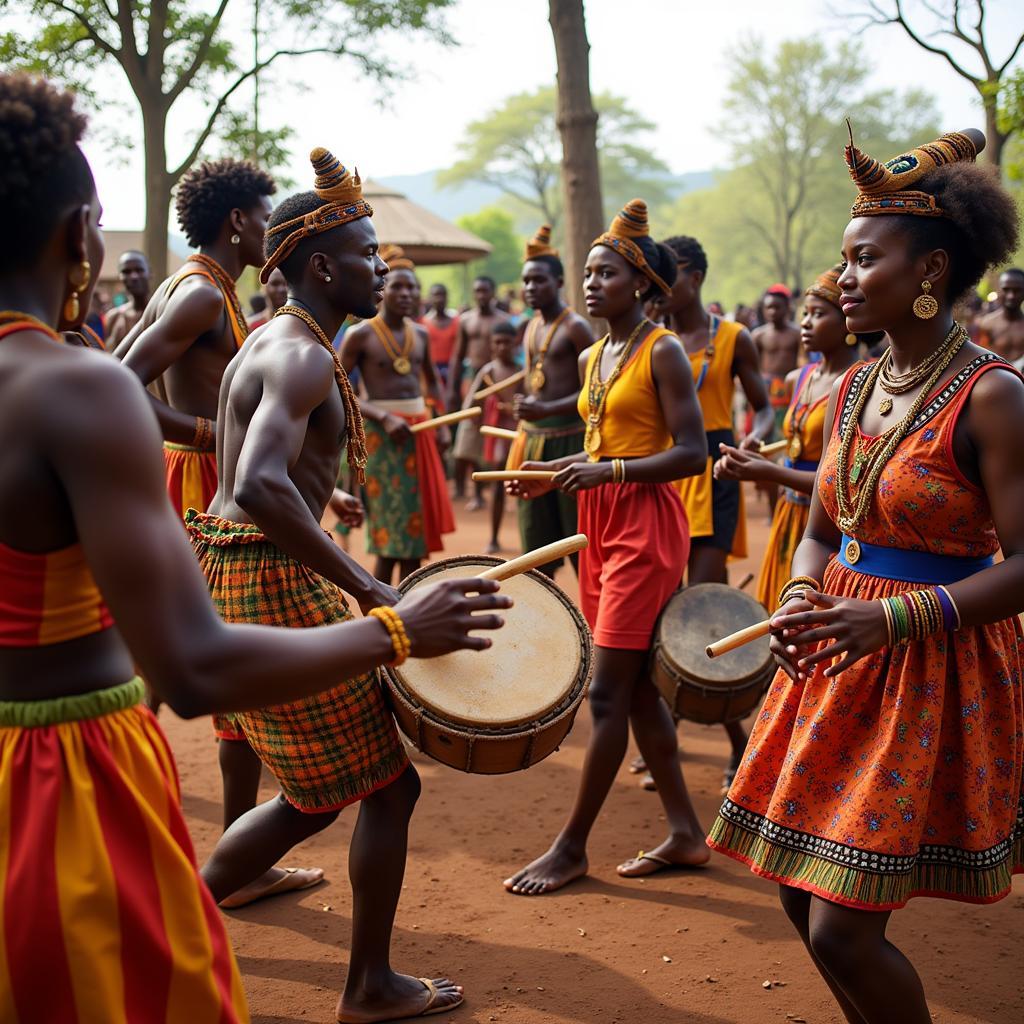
[584, 318, 650, 458]
[528, 307, 570, 393]
[370, 316, 414, 375]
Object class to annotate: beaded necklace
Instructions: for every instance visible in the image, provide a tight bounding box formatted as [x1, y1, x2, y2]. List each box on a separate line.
[835, 322, 966, 536]
[368, 315, 414, 375]
[786, 365, 824, 460]
[274, 304, 367, 484]
[189, 254, 249, 347]
[691, 313, 719, 393]
[0, 310, 60, 340]
[875, 338, 957, 415]
[584, 318, 650, 457]
[527, 306, 570, 392]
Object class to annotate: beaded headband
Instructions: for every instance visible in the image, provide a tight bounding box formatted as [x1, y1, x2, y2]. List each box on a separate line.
[805, 264, 843, 310]
[524, 224, 558, 261]
[378, 242, 415, 272]
[260, 147, 374, 283]
[592, 198, 671, 295]
[845, 123, 979, 220]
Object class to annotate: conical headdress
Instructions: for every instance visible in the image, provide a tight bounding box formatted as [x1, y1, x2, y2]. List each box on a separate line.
[524, 224, 558, 261]
[378, 242, 415, 272]
[591, 198, 670, 295]
[260, 147, 374, 282]
[805, 264, 843, 310]
[845, 124, 979, 219]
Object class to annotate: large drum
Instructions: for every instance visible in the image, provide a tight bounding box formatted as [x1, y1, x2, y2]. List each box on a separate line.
[651, 583, 773, 725]
[382, 556, 593, 774]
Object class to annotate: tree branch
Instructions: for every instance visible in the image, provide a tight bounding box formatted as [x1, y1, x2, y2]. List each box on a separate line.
[113, 0, 142, 77]
[166, 0, 233, 103]
[49, 0, 120, 60]
[889, 0, 982, 85]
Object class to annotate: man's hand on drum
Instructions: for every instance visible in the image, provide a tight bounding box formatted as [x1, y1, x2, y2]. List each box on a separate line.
[394, 578, 512, 656]
[769, 591, 888, 682]
[505, 460, 558, 499]
[714, 443, 775, 483]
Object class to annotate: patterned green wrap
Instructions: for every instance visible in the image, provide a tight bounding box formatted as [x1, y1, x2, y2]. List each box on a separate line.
[185, 511, 408, 812]
[363, 418, 427, 560]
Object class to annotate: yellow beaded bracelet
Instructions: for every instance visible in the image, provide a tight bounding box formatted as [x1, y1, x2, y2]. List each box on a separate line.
[368, 606, 411, 666]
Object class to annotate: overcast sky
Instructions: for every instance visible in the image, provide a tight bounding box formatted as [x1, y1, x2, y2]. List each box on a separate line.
[80, 0, 1022, 230]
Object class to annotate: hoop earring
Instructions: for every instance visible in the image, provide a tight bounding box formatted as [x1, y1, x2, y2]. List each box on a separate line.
[231, 233, 241, 245]
[845, 332, 858, 347]
[63, 259, 91, 323]
[912, 280, 938, 320]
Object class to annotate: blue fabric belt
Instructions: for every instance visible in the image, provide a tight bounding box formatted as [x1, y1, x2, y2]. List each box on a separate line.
[784, 457, 818, 472]
[838, 535, 994, 584]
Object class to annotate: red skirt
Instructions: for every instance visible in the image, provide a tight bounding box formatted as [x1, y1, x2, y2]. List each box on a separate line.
[577, 481, 689, 650]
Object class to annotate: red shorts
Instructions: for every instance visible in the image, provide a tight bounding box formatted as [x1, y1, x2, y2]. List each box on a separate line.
[577, 481, 689, 650]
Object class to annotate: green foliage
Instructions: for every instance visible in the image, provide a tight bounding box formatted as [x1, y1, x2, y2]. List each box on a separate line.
[438, 85, 670, 232]
[658, 37, 940, 309]
[998, 68, 1024, 178]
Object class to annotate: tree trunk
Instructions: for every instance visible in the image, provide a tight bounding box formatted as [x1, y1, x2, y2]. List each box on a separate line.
[981, 86, 1005, 170]
[142, 101, 172, 281]
[548, 0, 604, 323]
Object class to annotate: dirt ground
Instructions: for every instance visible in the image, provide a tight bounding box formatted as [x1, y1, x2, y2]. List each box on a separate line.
[164, 485, 1024, 1024]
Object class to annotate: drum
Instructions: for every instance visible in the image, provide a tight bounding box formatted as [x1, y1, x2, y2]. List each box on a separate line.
[651, 583, 773, 725]
[382, 556, 593, 774]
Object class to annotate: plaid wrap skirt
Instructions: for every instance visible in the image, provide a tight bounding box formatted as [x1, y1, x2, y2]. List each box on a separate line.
[186, 512, 408, 812]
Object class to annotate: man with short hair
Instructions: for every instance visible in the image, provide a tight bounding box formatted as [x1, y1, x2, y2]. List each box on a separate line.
[978, 268, 1024, 364]
[104, 249, 152, 348]
[752, 283, 801, 434]
[447, 275, 512, 507]
[421, 282, 458, 387]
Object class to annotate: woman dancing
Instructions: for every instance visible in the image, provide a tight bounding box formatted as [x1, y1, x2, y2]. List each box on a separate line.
[504, 199, 709, 893]
[708, 128, 1024, 1022]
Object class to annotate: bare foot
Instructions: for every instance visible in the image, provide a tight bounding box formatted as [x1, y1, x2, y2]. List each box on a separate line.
[616, 833, 710, 877]
[640, 771, 656, 791]
[485, 540, 501, 554]
[337, 974, 463, 1023]
[465, 497, 485, 512]
[504, 844, 587, 896]
[218, 866, 324, 909]
[628, 754, 647, 774]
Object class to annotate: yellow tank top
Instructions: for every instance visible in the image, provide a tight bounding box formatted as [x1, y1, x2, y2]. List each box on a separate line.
[688, 317, 742, 432]
[782, 364, 828, 464]
[576, 325, 676, 459]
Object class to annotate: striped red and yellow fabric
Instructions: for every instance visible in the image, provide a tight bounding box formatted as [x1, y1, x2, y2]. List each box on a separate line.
[0, 679, 249, 1023]
[0, 539, 114, 647]
[163, 443, 218, 519]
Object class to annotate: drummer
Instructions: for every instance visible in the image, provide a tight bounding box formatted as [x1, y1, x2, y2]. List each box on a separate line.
[506, 226, 594, 576]
[713, 265, 862, 612]
[504, 199, 711, 894]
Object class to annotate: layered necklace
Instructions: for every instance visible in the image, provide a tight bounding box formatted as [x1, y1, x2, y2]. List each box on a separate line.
[527, 306, 570, 392]
[273, 304, 367, 483]
[786, 366, 824, 460]
[190, 253, 249, 347]
[835, 322, 967, 535]
[874, 339, 957, 415]
[584, 318, 650, 457]
[369, 315, 414, 375]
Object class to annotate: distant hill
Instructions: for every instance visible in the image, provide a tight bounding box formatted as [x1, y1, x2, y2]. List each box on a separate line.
[376, 169, 714, 225]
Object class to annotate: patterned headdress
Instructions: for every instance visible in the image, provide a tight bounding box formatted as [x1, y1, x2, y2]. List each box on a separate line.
[592, 199, 671, 295]
[805, 264, 843, 310]
[524, 224, 558, 261]
[260, 147, 374, 282]
[845, 123, 980, 219]
[378, 243, 415, 272]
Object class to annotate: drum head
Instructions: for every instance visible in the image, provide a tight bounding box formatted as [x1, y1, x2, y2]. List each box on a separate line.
[659, 583, 771, 686]
[393, 560, 584, 728]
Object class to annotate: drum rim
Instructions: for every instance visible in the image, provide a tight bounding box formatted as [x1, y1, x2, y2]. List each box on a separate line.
[387, 554, 595, 733]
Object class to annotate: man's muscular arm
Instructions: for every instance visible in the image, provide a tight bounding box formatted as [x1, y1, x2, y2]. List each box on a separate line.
[233, 341, 399, 610]
[117, 280, 224, 443]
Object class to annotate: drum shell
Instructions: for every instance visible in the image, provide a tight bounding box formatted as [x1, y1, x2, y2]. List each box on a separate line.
[384, 555, 592, 774]
[650, 583, 774, 726]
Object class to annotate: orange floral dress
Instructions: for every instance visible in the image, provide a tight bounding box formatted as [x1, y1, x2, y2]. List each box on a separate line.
[709, 353, 1024, 910]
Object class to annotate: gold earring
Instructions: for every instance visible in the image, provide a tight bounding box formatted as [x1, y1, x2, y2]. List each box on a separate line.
[63, 260, 91, 323]
[845, 332, 858, 347]
[913, 280, 938, 320]
[634, 289, 642, 300]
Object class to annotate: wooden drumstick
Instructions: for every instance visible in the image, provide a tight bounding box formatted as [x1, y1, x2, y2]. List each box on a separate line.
[472, 369, 526, 401]
[706, 618, 772, 659]
[471, 470, 556, 482]
[477, 534, 588, 581]
[759, 439, 789, 458]
[480, 425, 520, 441]
[409, 407, 481, 434]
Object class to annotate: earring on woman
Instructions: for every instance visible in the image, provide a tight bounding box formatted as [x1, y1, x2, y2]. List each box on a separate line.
[231, 233, 241, 245]
[845, 333, 858, 347]
[912, 280, 938, 320]
[62, 260, 91, 323]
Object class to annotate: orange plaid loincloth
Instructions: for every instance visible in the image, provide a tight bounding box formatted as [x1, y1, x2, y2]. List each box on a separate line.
[186, 511, 408, 812]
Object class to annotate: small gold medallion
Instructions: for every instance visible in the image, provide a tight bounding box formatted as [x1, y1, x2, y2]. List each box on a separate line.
[393, 357, 412, 375]
[844, 539, 862, 565]
[788, 435, 803, 460]
[530, 366, 546, 392]
[585, 425, 602, 454]
[878, 398, 893, 416]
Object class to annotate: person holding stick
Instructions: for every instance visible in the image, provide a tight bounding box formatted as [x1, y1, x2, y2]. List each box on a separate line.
[708, 127, 1024, 1023]
[0, 79, 509, 1022]
[503, 199, 709, 894]
[340, 243, 454, 585]
[713, 265, 862, 613]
